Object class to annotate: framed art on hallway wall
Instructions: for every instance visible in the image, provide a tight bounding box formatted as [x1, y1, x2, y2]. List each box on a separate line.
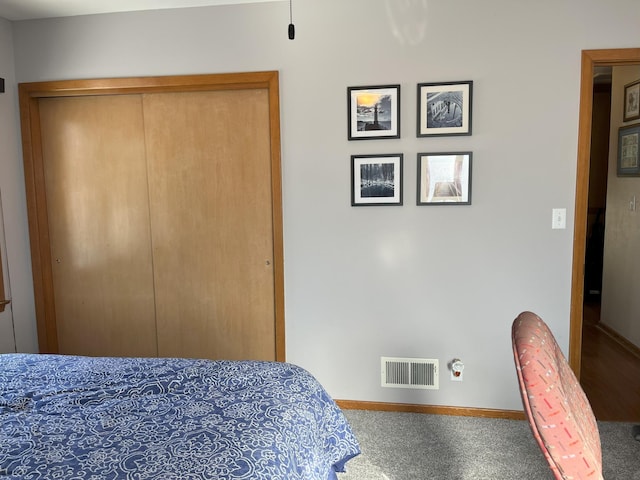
[623, 79, 640, 122]
[617, 124, 640, 176]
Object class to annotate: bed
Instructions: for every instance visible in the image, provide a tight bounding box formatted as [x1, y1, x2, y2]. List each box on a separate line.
[0, 354, 360, 479]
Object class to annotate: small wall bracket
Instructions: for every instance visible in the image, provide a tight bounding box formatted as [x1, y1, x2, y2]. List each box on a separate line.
[0, 78, 5, 93]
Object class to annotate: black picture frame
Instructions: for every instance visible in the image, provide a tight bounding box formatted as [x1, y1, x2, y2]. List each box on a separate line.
[416, 152, 472, 205]
[351, 154, 403, 206]
[348, 85, 401, 140]
[624, 79, 640, 122]
[617, 124, 640, 176]
[416, 81, 472, 137]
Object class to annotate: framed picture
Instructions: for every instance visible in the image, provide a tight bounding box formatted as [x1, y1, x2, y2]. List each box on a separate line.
[417, 81, 472, 137]
[617, 124, 640, 176]
[351, 154, 403, 206]
[417, 152, 472, 205]
[624, 79, 640, 122]
[348, 85, 400, 140]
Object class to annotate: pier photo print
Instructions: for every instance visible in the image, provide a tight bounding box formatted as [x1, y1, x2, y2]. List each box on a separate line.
[351, 153, 403, 206]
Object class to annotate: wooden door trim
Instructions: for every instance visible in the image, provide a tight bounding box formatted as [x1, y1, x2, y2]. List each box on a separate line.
[570, 49, 640, 377]
[0, 192, 8, 312]
[19, 71, 286, 361]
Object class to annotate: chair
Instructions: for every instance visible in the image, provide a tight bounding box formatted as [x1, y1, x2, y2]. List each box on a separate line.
[512, 311, 604, 480]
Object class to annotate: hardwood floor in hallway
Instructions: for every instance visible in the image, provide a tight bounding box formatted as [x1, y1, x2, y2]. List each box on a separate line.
[580, 301, 640, 422]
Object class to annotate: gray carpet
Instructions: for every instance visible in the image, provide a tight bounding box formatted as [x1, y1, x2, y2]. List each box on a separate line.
[337, 410, 640, 479]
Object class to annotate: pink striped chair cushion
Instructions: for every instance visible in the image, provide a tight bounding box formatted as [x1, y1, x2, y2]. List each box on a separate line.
[512, 311, 603, 479]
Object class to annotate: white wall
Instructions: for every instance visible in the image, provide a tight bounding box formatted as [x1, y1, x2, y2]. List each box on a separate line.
[601, 65, 640, 347]
[4, 0, 640, 411]
[0, 17, 38, 353]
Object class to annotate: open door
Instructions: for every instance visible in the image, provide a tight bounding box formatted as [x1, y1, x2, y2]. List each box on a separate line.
[570, 48, 640, 376]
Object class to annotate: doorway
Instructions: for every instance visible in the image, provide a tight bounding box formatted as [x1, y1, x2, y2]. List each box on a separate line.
[570, 48, 640, 420]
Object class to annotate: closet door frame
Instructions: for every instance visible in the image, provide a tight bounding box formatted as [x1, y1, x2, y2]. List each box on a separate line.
[18, 71, 286, 361]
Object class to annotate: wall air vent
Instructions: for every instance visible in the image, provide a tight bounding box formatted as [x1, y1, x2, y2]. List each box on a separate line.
[381, 357, 439, 390]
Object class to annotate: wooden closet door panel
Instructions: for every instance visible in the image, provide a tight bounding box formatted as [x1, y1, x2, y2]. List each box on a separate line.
[39, 95, 157, 357]
[143, 90, 275, 361]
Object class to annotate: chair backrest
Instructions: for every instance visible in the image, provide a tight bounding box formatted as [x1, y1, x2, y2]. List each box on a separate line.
[512, 311, 603, 480]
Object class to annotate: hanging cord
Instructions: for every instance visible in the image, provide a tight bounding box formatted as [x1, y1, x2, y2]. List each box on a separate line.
[288, 0, 295, 39]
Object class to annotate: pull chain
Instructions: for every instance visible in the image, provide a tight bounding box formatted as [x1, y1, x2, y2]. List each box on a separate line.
[288, 0, 295, 39]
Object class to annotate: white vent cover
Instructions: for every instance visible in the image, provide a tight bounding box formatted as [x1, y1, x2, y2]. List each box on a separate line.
[381, 357, 439, 390]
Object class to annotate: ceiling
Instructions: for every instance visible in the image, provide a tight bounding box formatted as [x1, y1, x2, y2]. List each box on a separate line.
[0, 0, 278, 21]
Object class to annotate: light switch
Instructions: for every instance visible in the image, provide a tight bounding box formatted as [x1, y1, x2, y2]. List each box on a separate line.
[552, 208, 566, 229]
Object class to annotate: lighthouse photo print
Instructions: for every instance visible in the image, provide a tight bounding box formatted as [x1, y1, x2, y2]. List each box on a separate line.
[348, 84, 400, 140]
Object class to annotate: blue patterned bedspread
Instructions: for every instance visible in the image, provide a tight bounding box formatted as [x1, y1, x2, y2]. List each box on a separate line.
[0, 354, 360, 479]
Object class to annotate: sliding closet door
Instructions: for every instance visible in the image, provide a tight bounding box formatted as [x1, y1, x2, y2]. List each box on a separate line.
[143, 89, 276, 361]
[39, 95, 157, 357]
